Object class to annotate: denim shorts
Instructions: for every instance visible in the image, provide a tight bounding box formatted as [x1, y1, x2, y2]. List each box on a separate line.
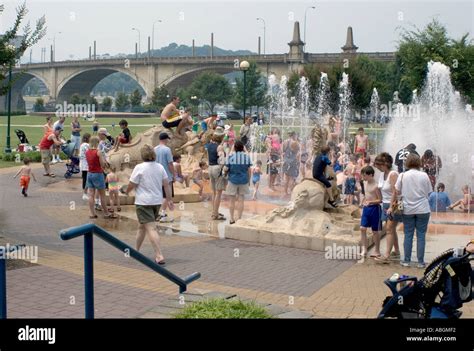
[71, 135, 81, 150]
[86, 172, 106, 190]
[381, 202, 403, 222]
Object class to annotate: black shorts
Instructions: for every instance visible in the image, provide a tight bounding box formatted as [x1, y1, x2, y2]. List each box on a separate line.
[315, 175, 332, 188]
[162, 119, 181, 129]
[162, 181, 174, 198]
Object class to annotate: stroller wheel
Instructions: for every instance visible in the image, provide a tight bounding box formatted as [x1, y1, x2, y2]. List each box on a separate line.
[64, 172, 71, 179]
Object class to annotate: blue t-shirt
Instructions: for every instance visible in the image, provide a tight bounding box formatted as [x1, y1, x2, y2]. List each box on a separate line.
[154, 144, 173, 180]
[226, 152, 252, 185]
[429, 191, 451, 212]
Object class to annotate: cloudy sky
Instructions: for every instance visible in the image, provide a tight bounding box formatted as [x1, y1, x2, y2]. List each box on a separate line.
[1, 0, 473, 62]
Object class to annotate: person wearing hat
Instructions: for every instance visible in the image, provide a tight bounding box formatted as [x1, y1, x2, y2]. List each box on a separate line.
[97, 127, 113, 155]
[39, 125, 64, 177]
[52, 116, 66, 163]
[154, 132, 176, 222]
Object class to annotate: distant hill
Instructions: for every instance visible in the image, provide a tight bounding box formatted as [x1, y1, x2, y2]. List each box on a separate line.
[117, 42, 256, 58]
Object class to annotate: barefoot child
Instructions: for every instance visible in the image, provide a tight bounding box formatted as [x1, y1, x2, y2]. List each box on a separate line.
[312, 146, 338, 208]
[106, 167, 120, 215]
[344, 155, 356, 205]
[173, 155, 190, 188]
[192, 161, 208, 200]
[360, 166, 382, 258]
[449, 185, 474, 212]
[13, 157, 36, 197]
[251, 160, 263, 200]
[114, 119, 131, 151]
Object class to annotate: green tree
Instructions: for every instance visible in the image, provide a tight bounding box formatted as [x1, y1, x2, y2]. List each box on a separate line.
[233, 61, 268, 114]
[151, 85, 170, 110]
[188, 71, 232, 113]
[70, 94, 82, 105]
[101, 97, 112, 111]
[115, 92, 130, 112]
[33, 97, 45, 112]
[130, 89, 143, 111]
[396, 19, 474, 103]
[89, 96, 98, 110]
[0, 3, 46, 96]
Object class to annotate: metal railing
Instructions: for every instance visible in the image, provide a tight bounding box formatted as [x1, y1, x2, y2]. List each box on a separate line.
[60, 223, 201, 319]
[0, 244, 26, 319]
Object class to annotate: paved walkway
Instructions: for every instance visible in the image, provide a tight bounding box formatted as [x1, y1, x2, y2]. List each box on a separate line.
[1, 164, 473, 318]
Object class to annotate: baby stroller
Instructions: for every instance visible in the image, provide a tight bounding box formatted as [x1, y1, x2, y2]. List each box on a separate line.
[14, 129, 35, 152]
[378, 245, 473, 319]
[61, 141, 80, 179]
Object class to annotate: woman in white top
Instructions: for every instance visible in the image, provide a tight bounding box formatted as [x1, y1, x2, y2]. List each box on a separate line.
[374, 152, 401, 263]
[123, 145, 174, 265]
[79, 133, 91, 201]
[394, 153, 432, 268]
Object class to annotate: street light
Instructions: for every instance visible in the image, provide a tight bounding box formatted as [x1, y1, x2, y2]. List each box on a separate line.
[239, 60, 250, 122]
[48, 31, 62, 61]
[256, 17, 266, 55]
[190, 95, 199, 115]
[152, 20, 162, 52]
[304, 6, 316, 51]
[132, 27, 141, 54]
[4, 39, 22, 153]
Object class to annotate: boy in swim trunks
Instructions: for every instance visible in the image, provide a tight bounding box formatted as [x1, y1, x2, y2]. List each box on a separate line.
[13, 157, 37, 197]
[160, 96, 193, 135]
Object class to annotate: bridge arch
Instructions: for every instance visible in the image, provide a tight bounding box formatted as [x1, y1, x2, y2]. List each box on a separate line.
[56, 67, 147, 103]
[1, 72, 50, 112]
[161, 65, 237, 91]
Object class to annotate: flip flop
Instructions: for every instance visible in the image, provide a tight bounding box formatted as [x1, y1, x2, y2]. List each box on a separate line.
[370, 254, 381, 258]
[155, 259, 166, 265]
[49, 174, 56, 178]
[89, 215, 98, 219]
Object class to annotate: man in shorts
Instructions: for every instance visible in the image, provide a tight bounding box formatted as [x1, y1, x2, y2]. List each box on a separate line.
[160, 96, 193, 135]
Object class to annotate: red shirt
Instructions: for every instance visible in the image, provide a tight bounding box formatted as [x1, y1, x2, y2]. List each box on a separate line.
[39, 132, 55, 150]
[85, 149, 103, 173]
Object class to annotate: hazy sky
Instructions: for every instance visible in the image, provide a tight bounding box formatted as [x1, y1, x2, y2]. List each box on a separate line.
[2, 0, 473, 62]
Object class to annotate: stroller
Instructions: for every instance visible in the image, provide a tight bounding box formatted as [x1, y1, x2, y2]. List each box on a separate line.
[61, 141, 80, 179]
[14, 129, 35, 152]
[378, 245, 474, 319]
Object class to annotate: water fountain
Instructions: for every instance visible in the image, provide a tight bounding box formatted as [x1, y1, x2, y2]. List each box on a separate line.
[383, 61, 473, 197]
[370, 88, 380, 155]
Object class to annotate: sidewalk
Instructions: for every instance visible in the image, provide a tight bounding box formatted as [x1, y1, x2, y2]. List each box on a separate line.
[1, 167, 473, 318]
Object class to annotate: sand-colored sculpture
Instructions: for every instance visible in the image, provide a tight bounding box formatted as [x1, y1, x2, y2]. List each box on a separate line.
[105, 124, 212, 204]
[225, 179, 364, 251]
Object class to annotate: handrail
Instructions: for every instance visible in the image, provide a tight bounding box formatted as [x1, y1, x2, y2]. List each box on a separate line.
[0, 244, 26, 319]
[60, 223, 201, 319]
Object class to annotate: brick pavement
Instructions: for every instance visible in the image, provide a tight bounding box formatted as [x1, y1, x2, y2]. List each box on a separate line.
[1, 166, 473, 318]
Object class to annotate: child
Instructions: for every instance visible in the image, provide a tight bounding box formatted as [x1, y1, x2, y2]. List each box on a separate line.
[312, 146, 337, 208]
[13, 157, 37, 197]
[449, 185, 474, 212]
[354, 127, 368, 157]
[106, 167, 120, 216]
[344, 155, 356, 205]
[92, 120, 99, 135]
[360, 166, 382, 258]
[267, 154, 281, 191]
[173, 155, 190, 188]
[429, 182, 451, 212]
[114, 119, 131, 151]
[192, 161, 208, 200]
[252, 160, 263, 200]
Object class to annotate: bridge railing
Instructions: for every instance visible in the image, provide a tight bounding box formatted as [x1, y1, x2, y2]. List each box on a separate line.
[60, 223, 201, 319]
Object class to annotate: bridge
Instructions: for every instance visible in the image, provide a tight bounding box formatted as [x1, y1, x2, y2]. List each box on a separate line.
[2, 22, 395, 112]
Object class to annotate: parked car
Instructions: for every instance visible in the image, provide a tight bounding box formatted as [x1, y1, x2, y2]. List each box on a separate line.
[217, 112, 227, 120]
[225, 111, 243, 120]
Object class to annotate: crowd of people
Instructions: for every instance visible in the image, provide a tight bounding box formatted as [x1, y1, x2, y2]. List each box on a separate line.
[13, 99, 474, 267]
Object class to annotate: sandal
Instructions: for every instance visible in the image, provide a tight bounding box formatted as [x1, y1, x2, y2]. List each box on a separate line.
[374, 256, 390, 264]
[229, 220, 235, 225]
[117, 207, 121, 212]
[89, 215, 98, 219]
[155, 259, 166, 265]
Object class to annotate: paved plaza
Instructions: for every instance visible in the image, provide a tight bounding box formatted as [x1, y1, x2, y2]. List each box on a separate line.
[1, 163, 473, 318]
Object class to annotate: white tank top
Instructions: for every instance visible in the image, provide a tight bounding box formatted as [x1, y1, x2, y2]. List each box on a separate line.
[378, 170, 398, 204]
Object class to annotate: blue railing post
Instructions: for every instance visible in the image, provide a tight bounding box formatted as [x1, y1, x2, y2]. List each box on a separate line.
[0, 247, 6, 319]
[84, 232, 94, 319]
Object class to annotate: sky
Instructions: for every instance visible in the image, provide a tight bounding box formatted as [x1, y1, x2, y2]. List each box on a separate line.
[1, 0, 473, 62]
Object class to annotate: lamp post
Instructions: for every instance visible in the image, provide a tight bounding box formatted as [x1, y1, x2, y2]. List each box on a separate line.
[48, 31, 62, 61]
[4, 42, 21, 153]
[304, 6, 316, 51]
[239, 60, 250, 122]
[132, 27, 141, 54]
[190, 95, 198, 115]
[256, 17, 266, 55]
[152, 20, 162, 52]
